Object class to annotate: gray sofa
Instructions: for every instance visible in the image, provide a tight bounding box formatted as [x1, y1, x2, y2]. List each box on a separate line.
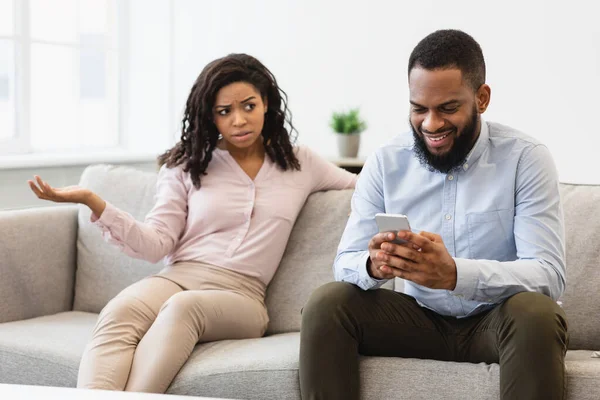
[1, 164, 599, 400]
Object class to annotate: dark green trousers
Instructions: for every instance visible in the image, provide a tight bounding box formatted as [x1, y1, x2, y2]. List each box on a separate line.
[299, 282, 568, 400]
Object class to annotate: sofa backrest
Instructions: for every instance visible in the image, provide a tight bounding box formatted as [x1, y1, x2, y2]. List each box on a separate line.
[73, 165, 600, 349]
[73, 165, 382, 320]
[558, 183, 600, 350]
[265, 189, 394, 334]
[74, 165, 163, 313]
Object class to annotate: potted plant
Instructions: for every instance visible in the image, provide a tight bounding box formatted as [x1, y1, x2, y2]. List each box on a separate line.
[330, 108, 367, 158]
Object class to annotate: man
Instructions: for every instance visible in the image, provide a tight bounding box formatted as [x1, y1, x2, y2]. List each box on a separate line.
[299, 29, 568, 400]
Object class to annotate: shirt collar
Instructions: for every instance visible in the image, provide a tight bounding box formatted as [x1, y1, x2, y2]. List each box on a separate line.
[463, 118, 489, 170]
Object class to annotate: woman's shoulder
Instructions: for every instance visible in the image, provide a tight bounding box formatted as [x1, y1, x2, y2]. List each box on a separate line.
[158, 162, 185, 175]
[293, 145, 322, 164]
[157, 163, 191, 188]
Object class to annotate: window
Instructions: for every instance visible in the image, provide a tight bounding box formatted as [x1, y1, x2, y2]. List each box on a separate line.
[0, 0, 119, 156]
[0, 0, 15, 145]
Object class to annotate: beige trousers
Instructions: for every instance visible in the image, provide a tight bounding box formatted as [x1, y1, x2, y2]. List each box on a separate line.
[77, 261, 269, 393]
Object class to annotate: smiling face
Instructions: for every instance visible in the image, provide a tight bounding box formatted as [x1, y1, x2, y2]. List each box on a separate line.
[409, 67, 490, 173]
[213, 81, 268, 151]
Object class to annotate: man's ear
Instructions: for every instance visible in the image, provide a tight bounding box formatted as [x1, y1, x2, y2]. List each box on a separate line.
[476, 84, 491, 114]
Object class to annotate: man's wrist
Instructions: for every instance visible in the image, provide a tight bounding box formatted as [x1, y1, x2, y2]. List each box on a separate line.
[446, 259, 458, 290]
[366, 257, 376, 278]
[366, 257, 384, 280]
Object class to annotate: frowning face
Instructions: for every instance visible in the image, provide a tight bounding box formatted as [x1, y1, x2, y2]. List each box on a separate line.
[213, 81, 268, 151]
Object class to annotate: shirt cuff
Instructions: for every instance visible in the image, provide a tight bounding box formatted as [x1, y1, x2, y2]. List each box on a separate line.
[357, 252, 389, 290]
[450, 258, 479, 300]
[91, 201, 118, 228]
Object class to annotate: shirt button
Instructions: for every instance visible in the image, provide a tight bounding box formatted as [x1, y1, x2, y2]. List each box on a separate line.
[463, 163, 469, 170]
[448, 175, 454, 181]
[445, 214, 452, 220]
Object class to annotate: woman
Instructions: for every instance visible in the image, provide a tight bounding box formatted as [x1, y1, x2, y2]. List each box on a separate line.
[28, 54, 356, 393]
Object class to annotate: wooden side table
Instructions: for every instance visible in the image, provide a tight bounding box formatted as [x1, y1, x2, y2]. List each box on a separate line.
[329, 157, 366, 174]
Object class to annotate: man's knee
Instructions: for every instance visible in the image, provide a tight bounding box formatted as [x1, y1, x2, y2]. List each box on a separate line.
[500, 292, 568, 336]
[302, 282, 362, 330]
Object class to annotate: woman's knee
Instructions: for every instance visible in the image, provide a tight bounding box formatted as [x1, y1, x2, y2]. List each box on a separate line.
[94, 295, 156, 339]
[99, 296, 143, 323]
[157, 291, 202, 322]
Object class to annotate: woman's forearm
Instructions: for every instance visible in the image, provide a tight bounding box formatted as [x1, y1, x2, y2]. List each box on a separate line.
[83, 191, 107, 218]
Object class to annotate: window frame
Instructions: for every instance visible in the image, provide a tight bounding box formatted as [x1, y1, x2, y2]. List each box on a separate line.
[0, 0, 124, 158]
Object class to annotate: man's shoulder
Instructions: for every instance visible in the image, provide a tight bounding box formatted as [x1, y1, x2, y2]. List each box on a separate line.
[487, 121, 544, 148]
[373, 131, 414, 159]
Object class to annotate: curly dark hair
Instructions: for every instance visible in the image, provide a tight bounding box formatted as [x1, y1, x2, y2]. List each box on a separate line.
[408, 29, 486, 91]
[158, 53, 301, 188]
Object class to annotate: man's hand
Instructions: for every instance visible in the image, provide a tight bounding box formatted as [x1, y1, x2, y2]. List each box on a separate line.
[367, 232, 416, 280]
[368, 231, 457, 290]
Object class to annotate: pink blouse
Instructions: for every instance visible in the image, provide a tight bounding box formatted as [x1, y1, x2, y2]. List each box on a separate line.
[92, 146, 357, 285]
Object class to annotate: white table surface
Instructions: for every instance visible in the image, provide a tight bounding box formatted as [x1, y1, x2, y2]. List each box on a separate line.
[0, 384, 233, 400]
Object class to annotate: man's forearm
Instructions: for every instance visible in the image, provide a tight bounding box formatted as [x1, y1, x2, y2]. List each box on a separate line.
[452, 258, 565, 303]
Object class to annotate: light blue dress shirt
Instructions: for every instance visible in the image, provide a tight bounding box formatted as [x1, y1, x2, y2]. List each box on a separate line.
[334, 120, 566, 318]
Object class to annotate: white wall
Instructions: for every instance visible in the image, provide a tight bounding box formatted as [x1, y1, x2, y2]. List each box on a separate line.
[3, 0, 598, 211]
[123, 0, 173, 153]
[172, 0, 600, 184]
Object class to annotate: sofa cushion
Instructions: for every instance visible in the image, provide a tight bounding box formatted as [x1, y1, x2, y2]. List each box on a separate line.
[168, 333, 301, 399]
[559, 183, 600, 350]
[75, 165, 163, 313]
[0, 311, 96, 387]
[265, 189, 393, 335]
[1, 312, 597, 400]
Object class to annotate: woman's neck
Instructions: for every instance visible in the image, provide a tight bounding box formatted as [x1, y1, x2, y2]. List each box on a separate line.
[219, 139, 265, 162]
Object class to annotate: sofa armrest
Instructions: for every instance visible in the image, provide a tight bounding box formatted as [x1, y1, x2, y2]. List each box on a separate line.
[0, 205, 78, 323]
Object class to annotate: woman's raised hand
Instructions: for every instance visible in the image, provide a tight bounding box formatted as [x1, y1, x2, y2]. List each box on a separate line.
[28, 175, 107, 216]
[28, 175, 91, 204]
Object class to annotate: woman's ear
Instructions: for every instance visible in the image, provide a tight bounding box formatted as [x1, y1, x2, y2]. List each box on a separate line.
[263, 97, 268, 114]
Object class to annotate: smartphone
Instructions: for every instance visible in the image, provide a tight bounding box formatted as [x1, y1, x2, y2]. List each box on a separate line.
[375, 213, 412, 245]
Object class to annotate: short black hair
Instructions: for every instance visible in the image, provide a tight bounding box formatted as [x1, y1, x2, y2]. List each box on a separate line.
[408, 29, 486, 91]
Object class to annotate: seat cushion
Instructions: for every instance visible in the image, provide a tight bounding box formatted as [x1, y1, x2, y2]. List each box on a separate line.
[1, 312, 598, 399]
[0, 311, 96, 387]
[167, 333, 301, 399]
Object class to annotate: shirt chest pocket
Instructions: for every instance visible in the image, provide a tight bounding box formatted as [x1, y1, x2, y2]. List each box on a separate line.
[466, 209, 516, 261]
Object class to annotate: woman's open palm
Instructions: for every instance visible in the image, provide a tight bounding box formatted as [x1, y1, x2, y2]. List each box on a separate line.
[28, 176, 90, 204]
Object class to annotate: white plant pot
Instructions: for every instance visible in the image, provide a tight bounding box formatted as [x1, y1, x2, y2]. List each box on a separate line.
[336, 133, 361, 158]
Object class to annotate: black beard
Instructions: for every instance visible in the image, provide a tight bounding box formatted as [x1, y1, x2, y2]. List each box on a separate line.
[411, 109, 479, 174]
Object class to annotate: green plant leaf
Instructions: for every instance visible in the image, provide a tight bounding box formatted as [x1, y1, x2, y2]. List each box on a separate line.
[329, 108, 367, 134]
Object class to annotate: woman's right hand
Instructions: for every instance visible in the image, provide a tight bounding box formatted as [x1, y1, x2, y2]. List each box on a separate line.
[28, 175, 91, 204]
[28, 175, 107, 216]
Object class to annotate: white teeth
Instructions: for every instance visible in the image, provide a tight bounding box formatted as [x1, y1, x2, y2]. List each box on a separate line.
[429, 134, 448, 142]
